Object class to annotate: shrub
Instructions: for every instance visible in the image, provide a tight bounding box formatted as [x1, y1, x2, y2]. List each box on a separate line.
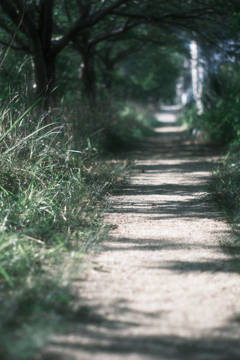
[180, 63, 240, 147]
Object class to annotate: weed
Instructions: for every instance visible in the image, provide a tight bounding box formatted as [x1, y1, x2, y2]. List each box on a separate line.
[210, 151, 240, 273]
[0, 93, 133, 359]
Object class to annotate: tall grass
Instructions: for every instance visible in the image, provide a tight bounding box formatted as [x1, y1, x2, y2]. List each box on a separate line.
[210, 147, 240, 227]
[210, 152, 240, 278]
[0, 92, 135, 359]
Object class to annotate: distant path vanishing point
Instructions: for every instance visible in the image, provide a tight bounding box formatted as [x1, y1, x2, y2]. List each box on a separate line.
[42, 106, 240, 360]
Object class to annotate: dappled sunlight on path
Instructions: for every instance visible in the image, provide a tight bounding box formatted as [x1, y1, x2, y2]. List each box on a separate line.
[40, 107, 240, 360]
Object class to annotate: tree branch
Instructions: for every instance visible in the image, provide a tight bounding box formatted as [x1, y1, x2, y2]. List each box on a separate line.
[51, 0, 129, 57]
[89, 21, 138, 47]
[0, 39, 29, 51]
[111, 8, 218, 23]
[107, 46, 138, 66]
[38, 0, 54, 51]
[64, 0, 73, 24]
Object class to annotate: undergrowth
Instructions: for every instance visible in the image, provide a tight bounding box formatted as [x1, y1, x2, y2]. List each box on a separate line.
[59, 99, 158, 152]
[179, 63, 240, 146]
[210, 150, 240, 274]
[210, 148, 240, 227]
[179, 64, 240, 266]
[0, 93, 145, 359]
[195, 63, 240, 236]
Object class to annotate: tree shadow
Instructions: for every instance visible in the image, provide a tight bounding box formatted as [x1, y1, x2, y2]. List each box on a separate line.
[37, 111, 239, 360]
[39, 299, 240, 360]
[102, 236, 232, 254]
[108, 193, 217, 220]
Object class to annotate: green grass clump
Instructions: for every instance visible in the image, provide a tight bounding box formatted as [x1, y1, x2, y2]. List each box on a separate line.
[210, 144, 240, 226]
[211, 166, 240, 224]
[210, 150, 240, 271]
[0, 94, 131, 359]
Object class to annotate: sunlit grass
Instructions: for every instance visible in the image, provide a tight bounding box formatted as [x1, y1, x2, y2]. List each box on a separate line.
[0, 94, 133, 359]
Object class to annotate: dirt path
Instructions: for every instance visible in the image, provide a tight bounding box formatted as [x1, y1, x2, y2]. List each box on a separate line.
[42, 107, 240, 360]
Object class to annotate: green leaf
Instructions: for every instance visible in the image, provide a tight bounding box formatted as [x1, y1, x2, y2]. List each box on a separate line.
[0, 264, 14, 287]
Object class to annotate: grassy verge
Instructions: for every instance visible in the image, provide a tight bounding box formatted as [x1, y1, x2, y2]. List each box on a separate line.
[0, 95, 148, 359]
[179, 92, 240, 268]
[0, 147, 128, 360]
[210, 146, 240, 228]
[208, 146, 240, 274]
[179, 64, 240, 230]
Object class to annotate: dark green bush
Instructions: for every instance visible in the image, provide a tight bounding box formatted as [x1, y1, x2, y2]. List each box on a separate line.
[201, 63, 240, 146]
[180, 63, 240, 147]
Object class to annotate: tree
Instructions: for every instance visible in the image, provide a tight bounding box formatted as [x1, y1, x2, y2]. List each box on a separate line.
[111, 0, 240, 51]
[0, 0, 240, 108]
[0, 0, 128, 107]
[71, 0, 240, 103]
[70, 16, 136, 104]
[58, 3, 140, 104]
[93, 24, 184, 103]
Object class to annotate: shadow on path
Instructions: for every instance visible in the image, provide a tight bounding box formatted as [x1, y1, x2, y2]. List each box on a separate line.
[41, 302, 240, 360]
[38, 108, 240, 360]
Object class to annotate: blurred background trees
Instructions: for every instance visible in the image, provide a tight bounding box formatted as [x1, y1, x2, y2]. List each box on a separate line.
[1, 0, 239, 111]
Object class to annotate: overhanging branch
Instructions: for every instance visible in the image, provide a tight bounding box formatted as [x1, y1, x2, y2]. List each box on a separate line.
[51, 0, 129, 57]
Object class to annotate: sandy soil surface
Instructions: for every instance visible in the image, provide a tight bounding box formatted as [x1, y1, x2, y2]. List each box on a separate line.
[41, 107, 240, 360]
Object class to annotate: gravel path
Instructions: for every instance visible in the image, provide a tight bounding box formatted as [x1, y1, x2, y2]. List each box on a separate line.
[42, 107, 240, 360]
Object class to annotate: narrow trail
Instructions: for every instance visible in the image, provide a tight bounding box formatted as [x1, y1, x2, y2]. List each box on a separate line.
[43, 107, 240, 360]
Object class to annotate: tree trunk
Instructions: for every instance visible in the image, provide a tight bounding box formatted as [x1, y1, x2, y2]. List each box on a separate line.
[31, 0, 55, 111]
[31, 35, 56, 110]
[81, 50, 96, 106]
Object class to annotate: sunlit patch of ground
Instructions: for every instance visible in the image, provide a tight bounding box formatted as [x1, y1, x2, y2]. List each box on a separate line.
[154, 106, 185, 134]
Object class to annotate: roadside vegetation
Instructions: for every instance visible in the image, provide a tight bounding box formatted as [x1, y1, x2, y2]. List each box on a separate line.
[0, 69, 166, 359]
[179, 63, 240, 247]
[0, 88, 161, 359]
[0, 96, 117, 359]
